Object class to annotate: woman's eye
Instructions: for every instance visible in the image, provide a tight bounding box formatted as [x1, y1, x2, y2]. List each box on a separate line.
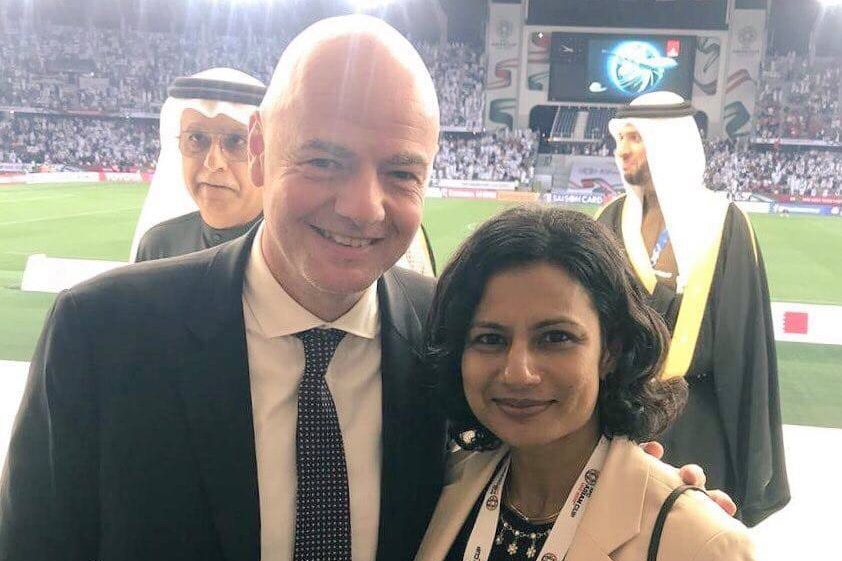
[541, 330, 573, 344]
[471, 333, 505, 346]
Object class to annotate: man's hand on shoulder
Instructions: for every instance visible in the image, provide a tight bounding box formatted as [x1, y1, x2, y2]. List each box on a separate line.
[640, 441, 738, 517]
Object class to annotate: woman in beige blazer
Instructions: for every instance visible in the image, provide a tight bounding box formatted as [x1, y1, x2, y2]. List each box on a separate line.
[419, 206, 754, 561]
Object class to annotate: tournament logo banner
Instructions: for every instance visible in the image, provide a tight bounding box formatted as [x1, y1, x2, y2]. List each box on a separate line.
[485, 2, 523, 130]
[723, 6, 768, 138]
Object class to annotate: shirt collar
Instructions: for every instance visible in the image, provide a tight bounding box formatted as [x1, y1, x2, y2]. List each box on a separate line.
[243, 223, 380, 340]
[201, 213, 263, 247]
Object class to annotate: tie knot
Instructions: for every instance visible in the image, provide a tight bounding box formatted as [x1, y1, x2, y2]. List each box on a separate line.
[296, 327, 346, 348]
[295, 328, 346, 379]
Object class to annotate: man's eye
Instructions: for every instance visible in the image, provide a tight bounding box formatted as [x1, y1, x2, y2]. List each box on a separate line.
[188, 133, 210, 146]
[390, 170, 420, 183]
[307, 159, 341, 171]
[222, 134, 247, 151]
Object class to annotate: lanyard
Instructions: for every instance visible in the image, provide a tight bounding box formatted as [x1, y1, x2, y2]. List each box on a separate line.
[463, 437, 610, 561]
[650, 228, 670, 267]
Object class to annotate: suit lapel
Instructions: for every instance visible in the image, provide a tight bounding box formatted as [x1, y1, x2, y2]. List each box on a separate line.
[173, 230, 261, 561]
[376, 270, 444, 561]
[565, 531, 614, 561]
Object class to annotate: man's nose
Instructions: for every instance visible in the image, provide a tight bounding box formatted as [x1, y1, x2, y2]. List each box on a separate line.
[203, 138, 227, 172]
[616, 140, 629, 158]
[500, 339, 541, 388]
[334, 167, 387, 227]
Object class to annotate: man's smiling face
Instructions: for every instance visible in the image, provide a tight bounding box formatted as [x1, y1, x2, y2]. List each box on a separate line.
[252, 35, 439, 303]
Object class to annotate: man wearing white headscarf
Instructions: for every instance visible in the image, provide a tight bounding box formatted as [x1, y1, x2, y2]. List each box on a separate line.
[597, 91, 789, 526]
[130, 68, 267, 262]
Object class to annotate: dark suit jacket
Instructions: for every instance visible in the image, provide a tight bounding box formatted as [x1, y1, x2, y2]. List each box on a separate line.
[0, 228, 446, 561]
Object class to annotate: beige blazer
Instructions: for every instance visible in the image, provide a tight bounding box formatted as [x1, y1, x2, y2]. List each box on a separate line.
[415, 438, 755, 561]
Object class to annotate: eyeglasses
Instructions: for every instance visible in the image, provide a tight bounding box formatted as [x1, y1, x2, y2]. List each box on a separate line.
[177, 130, 248, 162]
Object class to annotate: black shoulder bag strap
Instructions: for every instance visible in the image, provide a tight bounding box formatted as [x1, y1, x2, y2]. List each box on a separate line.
[647, 485, 708, 561]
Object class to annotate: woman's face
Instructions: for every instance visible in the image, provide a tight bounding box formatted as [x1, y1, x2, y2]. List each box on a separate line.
[461, 262, 613, 450]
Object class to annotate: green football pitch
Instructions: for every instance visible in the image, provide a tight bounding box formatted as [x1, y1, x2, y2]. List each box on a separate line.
[2, 182, 841, 427]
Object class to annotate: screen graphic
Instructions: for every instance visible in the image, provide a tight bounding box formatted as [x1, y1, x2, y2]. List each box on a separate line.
[550, 33, 696, 103]
[595, 39, 678, 96]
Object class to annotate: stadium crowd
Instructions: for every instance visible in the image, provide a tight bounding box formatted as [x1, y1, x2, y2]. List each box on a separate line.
[415, 41, 485, 131]
[0, 24, 286, 112]
[3, 25, 842, 189]
[0, 115, 159, 169]
[705, 140, 842, 196]
[0, 24, 484, 130]
[755, 53, 842, 142]
[434, 128, 537, 182]
[6, 110, 842, 193]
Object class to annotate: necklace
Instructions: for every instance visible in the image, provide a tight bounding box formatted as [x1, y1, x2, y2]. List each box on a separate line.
[495, 507, 553, 558]
[503, 497, 561, 525]
[463, 437, 610, 561]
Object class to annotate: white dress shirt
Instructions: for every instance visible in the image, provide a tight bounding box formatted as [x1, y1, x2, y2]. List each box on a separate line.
[243, 224, 382, 561]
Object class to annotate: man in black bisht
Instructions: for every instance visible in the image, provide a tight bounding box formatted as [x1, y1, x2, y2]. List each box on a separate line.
[130, 67, 266, 262]
[596, 91, 790, 526]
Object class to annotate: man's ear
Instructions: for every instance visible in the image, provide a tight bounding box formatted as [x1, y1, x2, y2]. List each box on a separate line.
[248, 111, 265, 188]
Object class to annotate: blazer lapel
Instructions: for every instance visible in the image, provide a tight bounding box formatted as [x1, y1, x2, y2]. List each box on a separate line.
[417, 439, 649, 561]
[375, 269, 445, 561]
[173, 230, 261, 561]
[564, 531, 614, 561]
[567, 439, 649, 561]
[414, 448, 508, 561]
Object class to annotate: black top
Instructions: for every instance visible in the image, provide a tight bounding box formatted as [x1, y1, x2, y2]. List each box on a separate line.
[135, 211, 262, 262]
[445, 479, 555, 561]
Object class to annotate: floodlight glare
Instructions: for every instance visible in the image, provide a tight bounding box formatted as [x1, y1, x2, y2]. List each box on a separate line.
[818, 0, 842, 6]
[350, 0, 398, 10]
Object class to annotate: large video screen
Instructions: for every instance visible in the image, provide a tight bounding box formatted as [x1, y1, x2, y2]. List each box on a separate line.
[549, 33, 696, 104]
[528, 0, 728, 30]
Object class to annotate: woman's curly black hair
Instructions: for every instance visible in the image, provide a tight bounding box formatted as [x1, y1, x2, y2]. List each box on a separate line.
[425, 205, 687, 450]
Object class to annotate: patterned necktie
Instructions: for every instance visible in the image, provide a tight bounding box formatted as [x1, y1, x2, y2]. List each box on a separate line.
[294, 328, 352, 561]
